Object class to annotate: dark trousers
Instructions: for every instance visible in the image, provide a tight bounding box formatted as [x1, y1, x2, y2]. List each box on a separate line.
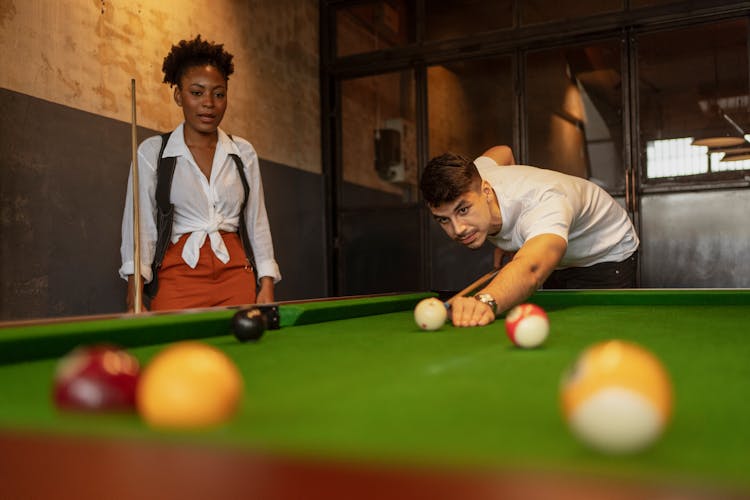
[543, 252, 638, 289]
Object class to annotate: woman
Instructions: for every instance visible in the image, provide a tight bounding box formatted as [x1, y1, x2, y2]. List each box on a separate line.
[120, 35, 280, 311]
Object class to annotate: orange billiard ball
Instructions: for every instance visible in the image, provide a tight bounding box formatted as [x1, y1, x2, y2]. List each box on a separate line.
[136, 341, 243, 429]
[560, 340, 673, 454]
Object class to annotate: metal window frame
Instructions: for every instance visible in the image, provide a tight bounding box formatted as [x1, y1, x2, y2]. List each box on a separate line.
[321, 0, 750, 294]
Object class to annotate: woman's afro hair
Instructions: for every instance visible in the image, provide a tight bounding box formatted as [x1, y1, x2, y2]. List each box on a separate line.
[162, 34, 234, 87]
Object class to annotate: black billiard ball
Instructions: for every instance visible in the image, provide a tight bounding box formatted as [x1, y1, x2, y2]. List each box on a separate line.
[231, 307, 266, 342]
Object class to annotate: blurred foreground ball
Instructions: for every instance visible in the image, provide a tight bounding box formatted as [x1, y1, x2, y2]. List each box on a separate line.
[560, 340, 673, 454]
[53, 344, 140, 412]
[136, 342, 243, 429]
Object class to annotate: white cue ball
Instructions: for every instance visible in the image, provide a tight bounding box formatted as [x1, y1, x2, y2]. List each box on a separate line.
[414, 298, 448, 331]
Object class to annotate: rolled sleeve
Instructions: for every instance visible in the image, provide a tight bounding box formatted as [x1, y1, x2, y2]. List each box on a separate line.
[473, 155, 498, 170]
[239, 142, 282, 284]
[119, 137, 160, 282]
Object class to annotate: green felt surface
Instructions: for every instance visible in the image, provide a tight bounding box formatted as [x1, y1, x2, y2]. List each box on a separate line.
[0, 293, 431, 364]
[0, 292, 749, 490]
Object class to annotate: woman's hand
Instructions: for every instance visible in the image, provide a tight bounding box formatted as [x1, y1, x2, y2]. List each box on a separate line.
[126, 275, 147, 313]
[256, 276, 275, 304]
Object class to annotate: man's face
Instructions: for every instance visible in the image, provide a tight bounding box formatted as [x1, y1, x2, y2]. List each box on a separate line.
[429, 183, 494, 250]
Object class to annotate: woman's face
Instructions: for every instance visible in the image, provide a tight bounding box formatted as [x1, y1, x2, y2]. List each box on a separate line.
[174, 64, 228, 136]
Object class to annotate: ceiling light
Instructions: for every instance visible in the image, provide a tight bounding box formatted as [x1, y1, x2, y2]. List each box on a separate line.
[692, 136, 745, 147]
[720, 152, 750, 162]
[692, 111, 747, 147]
[708, 145, 750, 154]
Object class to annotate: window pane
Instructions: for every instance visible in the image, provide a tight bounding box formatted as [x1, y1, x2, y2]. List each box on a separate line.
[426, 57, 512, 292]
[425, 0, 513, 42]
[336, 1, 415, 57]
[638, 19, 749, 180]
[341, 71, 417, 207]
[645, 140, 750, 179]
[339, 71, 420, 295]
[646, 138, 708, 178]
[526, 41, 625, 192]
[427, 57, 514, 160]
[712, 151, 750, 172]
[521, 0, 622, 26]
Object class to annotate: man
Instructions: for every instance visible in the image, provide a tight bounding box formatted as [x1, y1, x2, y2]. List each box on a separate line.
[420, 146, 639, 327]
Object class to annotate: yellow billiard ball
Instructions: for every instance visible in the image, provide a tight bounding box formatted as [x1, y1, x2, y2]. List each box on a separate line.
[560, 340, 673, 454]
[136, 341, 243, 429]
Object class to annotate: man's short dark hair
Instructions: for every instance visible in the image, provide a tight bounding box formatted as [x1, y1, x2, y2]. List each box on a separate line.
[420, 153, 482, 207]
[162, 34, 235, 88]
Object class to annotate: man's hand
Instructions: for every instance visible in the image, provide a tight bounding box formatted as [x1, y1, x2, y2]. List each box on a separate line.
[451, 233, 567, 327]
[450, 296, 496, 327]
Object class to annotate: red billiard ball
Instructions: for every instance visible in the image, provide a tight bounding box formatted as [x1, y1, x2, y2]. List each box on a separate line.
[53, 344, 140, 412]
[504, 303, 549, 348]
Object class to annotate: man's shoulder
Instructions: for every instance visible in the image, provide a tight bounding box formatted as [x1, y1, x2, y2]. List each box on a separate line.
[477, 162, 541, 183]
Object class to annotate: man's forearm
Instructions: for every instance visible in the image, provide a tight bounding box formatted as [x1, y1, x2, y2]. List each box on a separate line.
[480, 259, 544, 315]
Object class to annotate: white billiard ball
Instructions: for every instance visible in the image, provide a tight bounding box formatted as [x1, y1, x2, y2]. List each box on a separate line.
[414, 298, 448, 331]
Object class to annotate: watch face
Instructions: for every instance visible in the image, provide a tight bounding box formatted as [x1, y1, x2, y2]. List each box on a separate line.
[476, 294, 497, 313]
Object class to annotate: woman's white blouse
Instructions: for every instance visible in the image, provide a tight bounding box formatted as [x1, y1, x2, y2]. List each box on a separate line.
[119, 123, 281, 284]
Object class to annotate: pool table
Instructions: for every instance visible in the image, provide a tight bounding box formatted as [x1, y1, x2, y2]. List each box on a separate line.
[0, 290, 749, 500]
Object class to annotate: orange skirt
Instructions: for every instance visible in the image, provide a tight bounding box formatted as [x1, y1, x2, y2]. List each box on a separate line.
[150, 232, 256, 311]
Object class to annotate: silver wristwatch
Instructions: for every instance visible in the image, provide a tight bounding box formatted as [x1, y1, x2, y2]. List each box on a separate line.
[474, 293, 498, 316]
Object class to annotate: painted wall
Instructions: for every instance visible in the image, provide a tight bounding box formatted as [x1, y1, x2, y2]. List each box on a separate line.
[0, 0, 320, 174]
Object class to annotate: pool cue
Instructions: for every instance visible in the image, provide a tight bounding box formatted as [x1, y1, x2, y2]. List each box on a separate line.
[130, 79, 143, 314]
[445, 268, 501, 307]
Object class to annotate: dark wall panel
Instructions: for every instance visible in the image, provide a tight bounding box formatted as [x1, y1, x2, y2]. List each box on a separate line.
[259, 159, 326, 301]
[0, 88, 326, 321]
[338, 183, 421, 295]
[0, 88, 134, 320]
[640, 190, 750, 288]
